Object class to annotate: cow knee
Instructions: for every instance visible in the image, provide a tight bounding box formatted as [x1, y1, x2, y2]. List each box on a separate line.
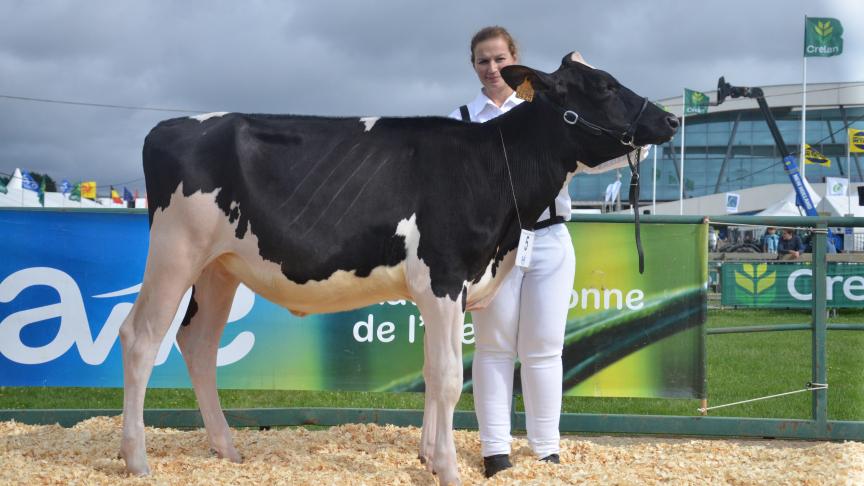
[427, 364, 462, 404]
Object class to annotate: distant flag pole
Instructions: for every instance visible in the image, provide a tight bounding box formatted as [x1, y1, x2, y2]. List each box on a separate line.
[801, 14, 808, 179]
[652, 144, 657, 214]
[679, 88, 709, 215]
[849, 130, 853, 216]
[679, 90, 685, 215]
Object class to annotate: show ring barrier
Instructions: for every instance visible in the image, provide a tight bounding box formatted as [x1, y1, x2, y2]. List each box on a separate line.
[2, 214, 863, 441]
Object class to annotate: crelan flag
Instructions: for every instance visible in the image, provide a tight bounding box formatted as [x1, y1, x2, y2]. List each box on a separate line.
[80, 181, 96, 199]
[851, 129, 864, 154]
[683, 89, 709, 115]
[804, 144, 831, 167]
[804, 17, 843, 57]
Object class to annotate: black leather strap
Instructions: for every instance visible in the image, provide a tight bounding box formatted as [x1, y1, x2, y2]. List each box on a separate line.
[534, 216, 565, 230]
[459, 105, 470, 122]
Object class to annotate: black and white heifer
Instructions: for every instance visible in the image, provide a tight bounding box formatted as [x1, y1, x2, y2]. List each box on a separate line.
[118, 52, 677, 485]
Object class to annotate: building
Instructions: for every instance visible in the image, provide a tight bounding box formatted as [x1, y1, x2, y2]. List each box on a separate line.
[569, 81, 864, 215]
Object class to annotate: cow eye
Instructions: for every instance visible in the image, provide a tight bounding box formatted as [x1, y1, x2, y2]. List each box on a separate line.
[592, 83, 614, 100]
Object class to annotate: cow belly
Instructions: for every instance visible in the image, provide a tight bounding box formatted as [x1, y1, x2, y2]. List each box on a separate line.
[219, 252, 410, 315]
[150, 185, 411, 317]
[465, 250, 516, 311]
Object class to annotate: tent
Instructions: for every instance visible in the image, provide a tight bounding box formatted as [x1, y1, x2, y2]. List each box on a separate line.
[817, 195, 864, 217]
[757, 178, 822, 217]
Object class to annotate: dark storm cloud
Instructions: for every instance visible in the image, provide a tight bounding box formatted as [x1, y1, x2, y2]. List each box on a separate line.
[0, 0, 856, 194]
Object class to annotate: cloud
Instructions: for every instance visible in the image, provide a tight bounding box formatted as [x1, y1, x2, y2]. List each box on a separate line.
[0, 0, 857, 194]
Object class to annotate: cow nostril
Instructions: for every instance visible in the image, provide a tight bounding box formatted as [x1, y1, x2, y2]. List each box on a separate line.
[666, 116, 680, 130]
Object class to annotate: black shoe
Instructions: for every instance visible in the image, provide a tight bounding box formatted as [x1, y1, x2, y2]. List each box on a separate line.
[540, 453, 560, 464]
[483, 454, 512, 478]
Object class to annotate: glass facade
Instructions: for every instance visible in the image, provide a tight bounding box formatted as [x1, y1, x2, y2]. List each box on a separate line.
[569, 105, 864, 205]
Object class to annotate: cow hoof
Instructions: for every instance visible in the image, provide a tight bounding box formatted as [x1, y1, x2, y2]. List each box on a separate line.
[122, 456, 151, 476]
[119, 444, 151, 476]
[436, 469, 460, 486]
[210, 447, 243, 463]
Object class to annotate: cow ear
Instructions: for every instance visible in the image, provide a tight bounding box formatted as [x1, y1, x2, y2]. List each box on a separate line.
[501, 65, 554, 102]
[561, 51, 595, 69]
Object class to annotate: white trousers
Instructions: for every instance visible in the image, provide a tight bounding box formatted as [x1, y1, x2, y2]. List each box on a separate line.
[471, 223, 575, 458]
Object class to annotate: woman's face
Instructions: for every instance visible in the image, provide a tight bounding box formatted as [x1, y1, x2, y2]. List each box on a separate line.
[472, 36, 517, 93]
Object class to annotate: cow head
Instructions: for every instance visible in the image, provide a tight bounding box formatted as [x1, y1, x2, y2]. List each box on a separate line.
[501, 52, 678, 165]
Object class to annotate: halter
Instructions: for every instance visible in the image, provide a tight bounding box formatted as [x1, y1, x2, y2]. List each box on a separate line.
[561, 97, 649, 149]
[561, 97, 650, 273]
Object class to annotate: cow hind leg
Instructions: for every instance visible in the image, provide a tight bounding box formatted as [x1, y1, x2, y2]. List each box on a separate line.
[118, 255, 204, 475]
[175, 261, 242, 463]
[415, 289, 467, 485]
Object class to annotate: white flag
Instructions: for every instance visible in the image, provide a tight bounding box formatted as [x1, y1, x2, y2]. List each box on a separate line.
[725, 193, 741, 213]
[826, 177, 848, 196]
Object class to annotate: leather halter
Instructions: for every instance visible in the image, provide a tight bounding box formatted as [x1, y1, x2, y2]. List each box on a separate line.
[561, 97, 649, 149]
[560, 97, 651, 274]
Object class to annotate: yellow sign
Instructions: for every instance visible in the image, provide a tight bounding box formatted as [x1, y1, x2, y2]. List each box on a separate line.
[850, 129, 864, 153]
[804, 144, 830, 167]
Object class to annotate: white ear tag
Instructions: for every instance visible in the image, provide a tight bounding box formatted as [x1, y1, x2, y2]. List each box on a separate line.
[516, 229, 535, 268]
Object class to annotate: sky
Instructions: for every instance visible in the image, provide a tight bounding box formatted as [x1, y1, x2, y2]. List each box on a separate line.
[0, 0, 861, 195]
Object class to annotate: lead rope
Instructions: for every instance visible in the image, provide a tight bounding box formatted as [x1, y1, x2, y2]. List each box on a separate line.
[497, 126, 525, 231]
[627, 147, 645, 274]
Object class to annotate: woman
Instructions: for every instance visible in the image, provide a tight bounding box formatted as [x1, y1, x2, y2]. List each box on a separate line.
[448, 26, 575, 478]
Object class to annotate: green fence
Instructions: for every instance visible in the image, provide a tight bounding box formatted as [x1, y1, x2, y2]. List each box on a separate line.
[3, 214, 864, 441]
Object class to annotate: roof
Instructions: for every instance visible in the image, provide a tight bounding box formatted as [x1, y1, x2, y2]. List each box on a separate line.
[656, 81, 864, 118]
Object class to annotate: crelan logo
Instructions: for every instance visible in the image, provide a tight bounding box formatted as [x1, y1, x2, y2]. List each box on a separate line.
[814, 20, 834, 38]
[690, 91, 706, 105]
[734, 263, 776, 304]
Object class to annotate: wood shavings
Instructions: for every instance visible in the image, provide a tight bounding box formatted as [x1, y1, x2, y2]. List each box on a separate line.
[0, 417, 861, 485]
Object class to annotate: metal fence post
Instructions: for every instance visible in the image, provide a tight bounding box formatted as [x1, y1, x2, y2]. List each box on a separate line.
[812, 223, 828, 432]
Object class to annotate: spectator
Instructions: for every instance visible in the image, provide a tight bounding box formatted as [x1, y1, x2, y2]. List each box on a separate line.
[708, 226, 718, 252]
[778, 228, 804, 260]
[761, 227, 779, 254]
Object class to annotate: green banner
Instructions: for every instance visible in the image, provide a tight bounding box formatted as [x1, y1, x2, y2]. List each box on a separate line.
[684, 88, 709, 115]
[721, 262, 864, 308]
[804, 17, 843, 57]
[563, 223, 707, 398]
[363, 223, 708, 399]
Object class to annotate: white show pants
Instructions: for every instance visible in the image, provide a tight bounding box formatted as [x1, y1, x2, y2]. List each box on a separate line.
[471, 223, 576, 458]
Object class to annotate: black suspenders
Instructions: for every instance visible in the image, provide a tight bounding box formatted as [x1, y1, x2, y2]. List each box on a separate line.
[459, 105, 470, 122]
[459, 103, 562, 229]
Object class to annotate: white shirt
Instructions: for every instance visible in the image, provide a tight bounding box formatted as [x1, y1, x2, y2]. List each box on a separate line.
[448, 90, 524, 124]
[449, 90, 572, 222]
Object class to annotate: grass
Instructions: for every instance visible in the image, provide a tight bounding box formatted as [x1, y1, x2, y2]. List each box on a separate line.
[2, 308, 863, 422]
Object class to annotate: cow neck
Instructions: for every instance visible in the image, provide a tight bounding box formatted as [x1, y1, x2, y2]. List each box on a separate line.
[495, 125, 525, 230]
[489, 101, 576, 230]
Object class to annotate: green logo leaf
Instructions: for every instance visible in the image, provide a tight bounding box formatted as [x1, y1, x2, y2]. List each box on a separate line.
[734, 263, 777, 304]
[691, 92, 705, 104]
[815, 21, 833, 38]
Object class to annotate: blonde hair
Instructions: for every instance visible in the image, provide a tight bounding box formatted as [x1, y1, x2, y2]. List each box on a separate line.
[470, 26, 518, 64]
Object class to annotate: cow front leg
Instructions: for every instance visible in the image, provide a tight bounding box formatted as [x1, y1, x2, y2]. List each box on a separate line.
[176, 262, 242, 463]
[119, 275, 196, 475]
[415, 290, 466, 486]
